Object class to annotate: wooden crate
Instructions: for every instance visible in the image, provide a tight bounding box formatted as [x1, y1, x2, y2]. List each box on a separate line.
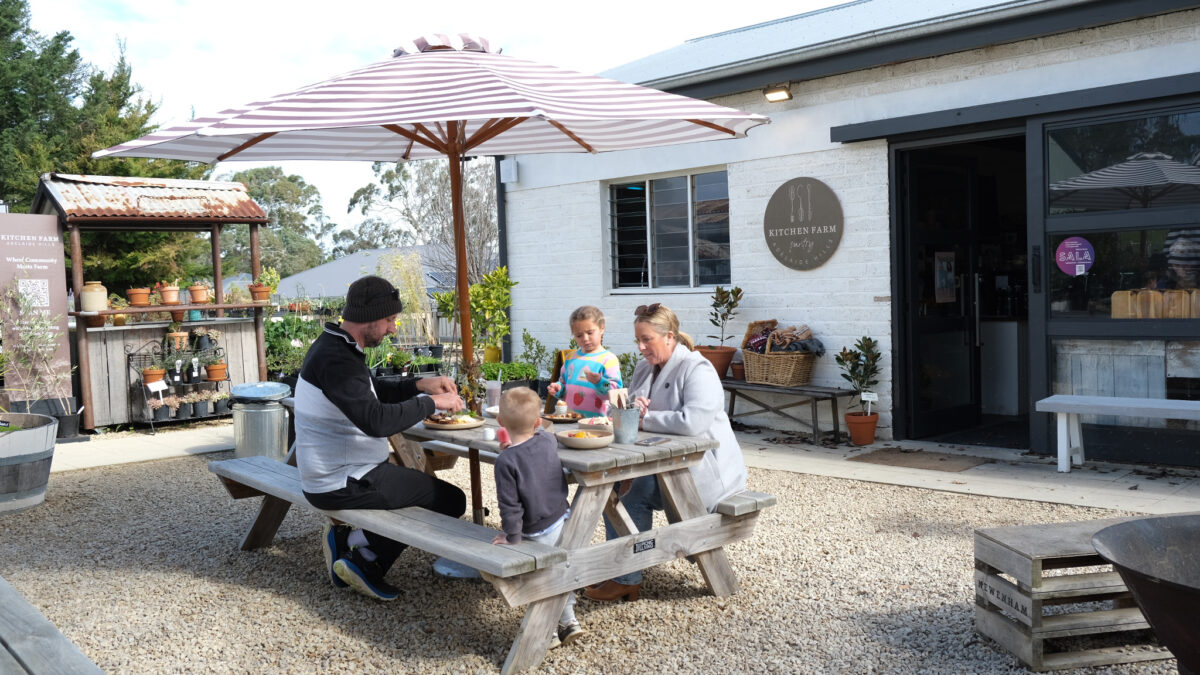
[973, 517, 1172, 671]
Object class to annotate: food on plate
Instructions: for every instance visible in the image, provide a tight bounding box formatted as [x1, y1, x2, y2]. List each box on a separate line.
[569, 431, 598, 439]
[425, 412, 481, 425]
[578, 417, 611, 426]
[543, 411, 582, 421]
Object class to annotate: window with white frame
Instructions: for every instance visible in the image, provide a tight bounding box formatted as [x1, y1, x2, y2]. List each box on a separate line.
[609, 170, 730, 289]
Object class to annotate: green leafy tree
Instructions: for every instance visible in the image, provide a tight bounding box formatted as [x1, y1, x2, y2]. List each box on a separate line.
[220, 166, 332, 278]
[343, 158, 497, 283]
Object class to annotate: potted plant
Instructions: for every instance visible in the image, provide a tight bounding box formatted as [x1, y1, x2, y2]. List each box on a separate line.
[224, 285, 251, 315]
[187, 280, 210, 304]
[249, 266, 280, 303]
[159, 279, 181, 305]
[212, 391, 232, 414]
[190, 390, 211, 417]
[175, 392, 196, 420]
[126, 286, 151, 307]
[146, 396, 171, 422]
[480, 361, 538, 391]
[730, 349, 746, 380]
[835, 336, 883, 446]
[520, 329, 553, 395]
[412, 354, 441, 374]
[193, 326, 221, 352]
[697, 285, 742, 378]
[162, 394, 182, 419]
[142, 355, 167, 384]
[108, 293, 129, 326]
[166, 322, 190, 350]
[388, 346, 413, 376]
[202, 354, 228, 382]
[471, 267, 516, 363]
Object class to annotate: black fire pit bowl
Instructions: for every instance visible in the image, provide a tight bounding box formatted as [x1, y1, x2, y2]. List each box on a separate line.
[1092, 514, 1200, 675]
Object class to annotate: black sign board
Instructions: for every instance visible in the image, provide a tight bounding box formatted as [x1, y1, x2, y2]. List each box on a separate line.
[763, 178, 843, 271]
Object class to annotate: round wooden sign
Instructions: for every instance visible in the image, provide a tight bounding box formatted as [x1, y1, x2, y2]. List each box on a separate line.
[763, 178, 843, 271]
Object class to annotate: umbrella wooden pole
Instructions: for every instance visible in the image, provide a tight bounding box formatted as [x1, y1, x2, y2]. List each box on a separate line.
[448, 138, 474, 373]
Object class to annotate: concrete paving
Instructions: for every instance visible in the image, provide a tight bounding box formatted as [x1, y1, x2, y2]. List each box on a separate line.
[49, 421, 1200, 514]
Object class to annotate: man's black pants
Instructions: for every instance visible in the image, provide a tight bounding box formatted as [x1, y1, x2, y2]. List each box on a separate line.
[304, 462, 467, 571]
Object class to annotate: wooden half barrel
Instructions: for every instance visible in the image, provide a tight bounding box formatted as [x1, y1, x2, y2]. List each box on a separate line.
[0, 413, 58, 515]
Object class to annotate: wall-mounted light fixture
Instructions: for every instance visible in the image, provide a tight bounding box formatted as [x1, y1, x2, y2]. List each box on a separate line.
[764, 85, 792, 103]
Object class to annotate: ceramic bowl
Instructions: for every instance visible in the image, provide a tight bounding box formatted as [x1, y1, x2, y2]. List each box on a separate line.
[483, 405, 499, 418]
[555, 428, 614, 449]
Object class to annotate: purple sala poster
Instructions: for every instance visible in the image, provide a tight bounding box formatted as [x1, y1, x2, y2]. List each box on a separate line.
[0, 214, 71, 406]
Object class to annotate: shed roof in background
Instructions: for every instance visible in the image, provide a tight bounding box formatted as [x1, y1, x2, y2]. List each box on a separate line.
[33, 173, 268, 230]
[277, 246, 452, 300]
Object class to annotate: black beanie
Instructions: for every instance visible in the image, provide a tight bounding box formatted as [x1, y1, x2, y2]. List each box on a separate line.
[342, 275, 404, 322]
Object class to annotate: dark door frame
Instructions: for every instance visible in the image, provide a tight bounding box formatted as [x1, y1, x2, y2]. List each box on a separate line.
[889, 128, 1025, 440]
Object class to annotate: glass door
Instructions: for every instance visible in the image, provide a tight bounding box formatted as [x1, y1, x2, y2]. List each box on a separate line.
[901, 153, 982, 437]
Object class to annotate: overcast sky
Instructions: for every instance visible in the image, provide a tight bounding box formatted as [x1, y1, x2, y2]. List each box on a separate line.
[28, 0, 840, 234]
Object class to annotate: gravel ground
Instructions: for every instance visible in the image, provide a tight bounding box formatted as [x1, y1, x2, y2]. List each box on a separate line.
[0, 452, 1179, 674]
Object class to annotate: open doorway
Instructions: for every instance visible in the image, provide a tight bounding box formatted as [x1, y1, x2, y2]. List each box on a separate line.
[896, 135, 1029, 448]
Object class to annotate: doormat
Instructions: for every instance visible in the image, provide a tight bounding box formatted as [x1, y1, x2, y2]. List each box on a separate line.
[846, 447, 991, 472]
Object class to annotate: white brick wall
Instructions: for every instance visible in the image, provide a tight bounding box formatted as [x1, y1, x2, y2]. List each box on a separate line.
[504, 8, 1200, 439]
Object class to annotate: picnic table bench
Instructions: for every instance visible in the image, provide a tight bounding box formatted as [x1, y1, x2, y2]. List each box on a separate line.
[721, 379, 856, 443]
[1035, 394, 1200, 472]
[0, 575, 101, 674]
[210, 418, 774, 674]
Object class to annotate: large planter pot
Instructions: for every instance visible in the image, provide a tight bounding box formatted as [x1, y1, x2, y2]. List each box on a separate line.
[204, 363, 228, 381]
[160, 286, 180, 304]
[142, 367, 166, 384]
[696, 345, 736, 378]
[126, 287, 151, 306]
[167, 331, 190, 350]
[0, 412, 58, 515]
[845, 412, 879, 446]
[187, 285, 209, 303]
[483, 345, 502, 363]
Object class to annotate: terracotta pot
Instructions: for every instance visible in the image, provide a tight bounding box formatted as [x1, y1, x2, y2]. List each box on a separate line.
[170, 309, 186, 322]
[167, 331, 190, 350]
[845, 412, 879, 446]
[84, 315, 106, 327]
[696, 345, 736, 378]
[142, 367, 166, 384]
[731, 362, 745, 380]
[187, 285, 209, 303]
[249, 284, 271, 302]
[160, 286, 180, 304]
[204, 363, 227, 381]
[127, 288, 151, 306]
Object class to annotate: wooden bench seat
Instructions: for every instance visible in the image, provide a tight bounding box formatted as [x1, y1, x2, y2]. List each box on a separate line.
[1035, 394, 1200, 472]
[0, 575, 101, 674]
[208, 455, 565, 578]
[721, 379, 855, 443]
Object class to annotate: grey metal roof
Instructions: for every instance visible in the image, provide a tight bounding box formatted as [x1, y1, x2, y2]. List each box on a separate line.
[276, 246, 450, 299]
[601, 0, 1135, 91]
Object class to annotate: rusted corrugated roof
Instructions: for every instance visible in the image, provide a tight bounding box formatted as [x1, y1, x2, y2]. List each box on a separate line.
[35, 173, 268, 225]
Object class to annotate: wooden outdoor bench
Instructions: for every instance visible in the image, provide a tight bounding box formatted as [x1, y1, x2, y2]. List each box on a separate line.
[721, 379, 856, 443]
[0, 575, 102, 674]
[208, 455, 565, 577]
[973, 515, 1174, 671]
[1035, 395, 1200, 472]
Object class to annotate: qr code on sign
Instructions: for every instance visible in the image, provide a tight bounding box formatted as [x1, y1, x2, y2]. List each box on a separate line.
[18, 278, 51, 308]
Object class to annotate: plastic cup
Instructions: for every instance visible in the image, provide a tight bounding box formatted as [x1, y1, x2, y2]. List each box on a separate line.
[485, 381, 502, 408]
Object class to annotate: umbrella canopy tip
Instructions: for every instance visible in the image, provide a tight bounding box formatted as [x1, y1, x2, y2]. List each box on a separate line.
[393, 34, 498, 58]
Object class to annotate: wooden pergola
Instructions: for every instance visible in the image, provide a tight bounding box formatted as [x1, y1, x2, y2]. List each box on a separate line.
[32, 174, 271, 430]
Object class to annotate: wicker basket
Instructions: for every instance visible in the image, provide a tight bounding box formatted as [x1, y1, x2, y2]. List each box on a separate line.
[741, 320, 815, 387]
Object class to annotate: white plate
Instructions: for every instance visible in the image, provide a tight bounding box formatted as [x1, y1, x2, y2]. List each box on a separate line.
[483, 405, 499, 418]
[556, 428, 614, 449]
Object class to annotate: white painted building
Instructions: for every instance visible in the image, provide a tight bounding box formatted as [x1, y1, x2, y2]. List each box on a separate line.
[500, 0, 1200, 465]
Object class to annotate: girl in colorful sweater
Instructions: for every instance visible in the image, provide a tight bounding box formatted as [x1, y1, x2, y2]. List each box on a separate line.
[546, 306, 622, 418]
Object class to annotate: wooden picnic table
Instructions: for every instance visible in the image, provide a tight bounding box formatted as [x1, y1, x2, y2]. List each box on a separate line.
[398, 417, 772, 673]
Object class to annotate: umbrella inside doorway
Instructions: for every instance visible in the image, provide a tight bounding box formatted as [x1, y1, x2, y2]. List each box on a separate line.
[95, 33, 769, 368]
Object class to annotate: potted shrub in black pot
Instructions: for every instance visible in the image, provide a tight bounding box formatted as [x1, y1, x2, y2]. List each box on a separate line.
[520, 329, 553, 396]
[835, 336, 883, 446]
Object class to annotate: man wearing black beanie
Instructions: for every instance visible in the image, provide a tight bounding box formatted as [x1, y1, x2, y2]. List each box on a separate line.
[294, 275, 467, 600]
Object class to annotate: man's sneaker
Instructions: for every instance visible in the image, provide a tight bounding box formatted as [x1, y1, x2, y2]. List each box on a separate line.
[333, 549, 399, 601]
[322, 522, 351, 588]
[547, 632, 562, 650]
[558, 620, 584, 646]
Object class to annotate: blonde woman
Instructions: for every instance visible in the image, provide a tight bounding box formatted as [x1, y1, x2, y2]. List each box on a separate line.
[584, 303, 747, 602]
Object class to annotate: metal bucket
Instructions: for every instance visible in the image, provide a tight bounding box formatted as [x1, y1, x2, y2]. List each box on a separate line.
[1092, 515, 1200, 675]
[230, 381, 292, 462]
[0, 413, 59, 515]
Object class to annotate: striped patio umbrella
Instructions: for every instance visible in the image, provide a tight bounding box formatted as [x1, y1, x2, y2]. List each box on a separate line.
[1049, 151, 1200, 211]
[95, 34, 769, 363]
